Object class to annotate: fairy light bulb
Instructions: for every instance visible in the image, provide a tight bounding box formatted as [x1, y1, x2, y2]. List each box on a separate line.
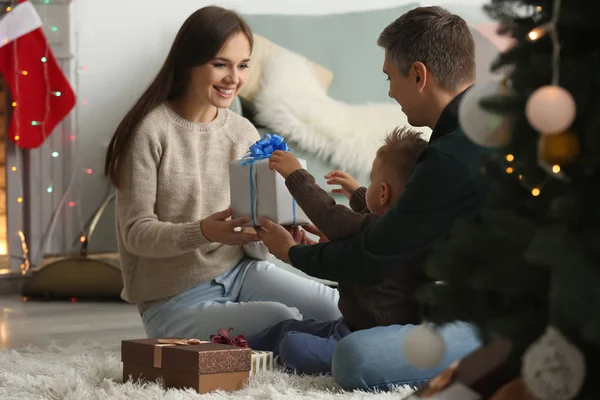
[68, 202, 75, 207]
[11, 166, 16, 172]
[86, 169, 93, 174]
[506, 154, 515, 162]
[11, 102, 16, 107]
[17, 197, 23, 203]
[6, 6, 11, 12]
[41, 57, 47, 63]
[552, 165, 561, 173]
[31, 121, 39, 126]
[506, 167, 514, 174]
[14, 135, 20, 141]
[532, 188, 541, 197]
[47, 186, 53, 193]
[52, 152, 59, 158]
[80, 236, 86, 243]
[70, 135, 76, 141]
[53, 91, 61, 97]
[528, 26, 547, 41]
[536, 6, 542, 11]
[51, 26, 58, 32]
[22, 70, 28, 76]
[518, 175, 523, 180]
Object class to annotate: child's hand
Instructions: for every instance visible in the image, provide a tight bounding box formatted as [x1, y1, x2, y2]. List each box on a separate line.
[269, 151, 303, 179]
[325, 170, 361, 199]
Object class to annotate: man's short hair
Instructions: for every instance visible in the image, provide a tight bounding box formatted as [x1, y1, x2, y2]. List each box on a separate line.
[376, 126, 428, 186]
[377, 6, 475, 91]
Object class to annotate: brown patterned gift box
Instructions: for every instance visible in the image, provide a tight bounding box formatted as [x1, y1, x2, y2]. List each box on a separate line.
[162, 343, 251, 393]
[121, 338, 252, 393]
[121, 338, 187, 384]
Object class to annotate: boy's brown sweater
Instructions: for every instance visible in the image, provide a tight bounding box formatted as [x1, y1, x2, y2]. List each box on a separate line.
[285, 170, 424, 331]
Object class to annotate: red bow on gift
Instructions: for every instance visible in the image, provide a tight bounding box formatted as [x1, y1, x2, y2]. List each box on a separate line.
[210, 328, 249, 348]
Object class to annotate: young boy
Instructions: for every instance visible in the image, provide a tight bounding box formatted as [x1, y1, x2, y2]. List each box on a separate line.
[246, 126, 428, 375]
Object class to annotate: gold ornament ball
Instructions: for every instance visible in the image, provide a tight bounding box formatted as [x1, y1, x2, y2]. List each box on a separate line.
[538, 130, 580, 165]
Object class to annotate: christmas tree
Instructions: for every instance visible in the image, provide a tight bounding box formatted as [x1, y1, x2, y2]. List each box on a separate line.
[420, 0, 600, 398]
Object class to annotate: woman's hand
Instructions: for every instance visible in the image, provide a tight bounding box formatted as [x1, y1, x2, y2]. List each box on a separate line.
[201, 208, 260, 245]
[325, 170, 361, 199]
[269, 150, 303, 179]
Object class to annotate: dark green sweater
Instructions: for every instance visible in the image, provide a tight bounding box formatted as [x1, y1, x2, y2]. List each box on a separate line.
[289, 90, 490, 285]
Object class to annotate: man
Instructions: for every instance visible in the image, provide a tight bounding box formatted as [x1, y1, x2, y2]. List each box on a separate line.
[258, 7, 487, 391]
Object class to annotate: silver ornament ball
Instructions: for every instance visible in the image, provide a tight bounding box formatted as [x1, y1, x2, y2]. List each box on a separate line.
[458, 80, 512, 148]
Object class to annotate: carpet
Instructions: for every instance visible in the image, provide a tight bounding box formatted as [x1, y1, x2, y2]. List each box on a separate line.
[253, 49, 432, 180]
[0, 342, 415, 399]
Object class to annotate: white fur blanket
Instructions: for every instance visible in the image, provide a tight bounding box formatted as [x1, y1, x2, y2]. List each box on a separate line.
[0, 342, 415, 400]
[254, 50, 431, 178]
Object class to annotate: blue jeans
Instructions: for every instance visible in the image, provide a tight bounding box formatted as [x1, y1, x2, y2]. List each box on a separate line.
[247, 318, 352, 375]
[141, 258, 341, 339]
[332, 322, 481, 391]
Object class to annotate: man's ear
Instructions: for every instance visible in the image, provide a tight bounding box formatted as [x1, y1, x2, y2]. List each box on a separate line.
[412, 62, 427, 92]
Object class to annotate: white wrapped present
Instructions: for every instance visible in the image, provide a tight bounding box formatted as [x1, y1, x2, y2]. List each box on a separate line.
[229, 134, 309, 227]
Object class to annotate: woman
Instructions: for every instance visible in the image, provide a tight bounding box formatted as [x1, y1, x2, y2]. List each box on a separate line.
[104, 6, 340, 340]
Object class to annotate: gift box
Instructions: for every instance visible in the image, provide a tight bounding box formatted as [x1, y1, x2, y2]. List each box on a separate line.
[404, 339, 514, 400]
[229, 134, 309, 227]
[122, 338, 251, 394]
[251, 350, 274, 375]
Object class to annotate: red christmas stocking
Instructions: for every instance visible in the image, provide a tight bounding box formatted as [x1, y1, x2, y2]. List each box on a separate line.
[0, 0, 76, 149]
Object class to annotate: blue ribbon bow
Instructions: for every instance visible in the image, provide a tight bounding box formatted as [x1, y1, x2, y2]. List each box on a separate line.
[240, 134, 297, 226]
[240, 134, 289, 165]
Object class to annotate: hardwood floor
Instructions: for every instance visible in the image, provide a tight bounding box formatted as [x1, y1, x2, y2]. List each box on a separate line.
[0, 295, 145, 350]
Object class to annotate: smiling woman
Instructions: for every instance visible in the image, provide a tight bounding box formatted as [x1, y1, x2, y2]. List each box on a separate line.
[103, 6, 341, 342]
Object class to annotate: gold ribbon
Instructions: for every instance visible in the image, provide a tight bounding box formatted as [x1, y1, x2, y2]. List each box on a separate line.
[152, 339, 211, 368]
[157, 338, 210, 345]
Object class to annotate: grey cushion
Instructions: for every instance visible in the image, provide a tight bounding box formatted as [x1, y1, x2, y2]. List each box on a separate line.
[243, 4, 419, 105]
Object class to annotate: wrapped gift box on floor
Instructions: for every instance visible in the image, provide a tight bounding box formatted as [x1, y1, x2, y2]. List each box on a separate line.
[122, 338, 182, 384]
[404, 339, 514, 400]
[251, 350, 274, 375]
[229, 134, 309, 227]
[122, 338, 251, 394]
[162, 343, 251, 393]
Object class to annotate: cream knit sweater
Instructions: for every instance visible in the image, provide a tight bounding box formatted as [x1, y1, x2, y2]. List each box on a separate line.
[116, 104, 269, 306]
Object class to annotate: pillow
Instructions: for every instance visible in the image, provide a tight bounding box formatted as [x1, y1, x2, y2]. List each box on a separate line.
[239, 34, 334, 105]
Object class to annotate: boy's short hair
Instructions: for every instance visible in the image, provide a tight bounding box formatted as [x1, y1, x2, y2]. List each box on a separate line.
[377, 6, 475, 92]
[376, 127, 428, 186]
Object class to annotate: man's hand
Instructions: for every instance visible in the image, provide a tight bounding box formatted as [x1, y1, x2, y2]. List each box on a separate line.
[269, 150, 303, 179]
[255, 217, 297, 263]
[325, 170, 361, 199]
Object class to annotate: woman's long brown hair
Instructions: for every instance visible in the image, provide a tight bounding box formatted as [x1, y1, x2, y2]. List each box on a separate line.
[104, 6, 253, 188]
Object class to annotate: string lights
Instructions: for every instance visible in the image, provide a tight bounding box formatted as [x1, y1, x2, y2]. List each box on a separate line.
[500, 0, 572, 198]
[2, 0, 92, 273]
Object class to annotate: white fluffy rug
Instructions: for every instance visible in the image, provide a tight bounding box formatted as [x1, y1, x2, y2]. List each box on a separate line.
[253, 49, 432, 178]
[0, 342, 414, 400]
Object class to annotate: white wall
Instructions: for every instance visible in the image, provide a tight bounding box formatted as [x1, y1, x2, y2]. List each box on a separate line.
[66, 0, 488, 251]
